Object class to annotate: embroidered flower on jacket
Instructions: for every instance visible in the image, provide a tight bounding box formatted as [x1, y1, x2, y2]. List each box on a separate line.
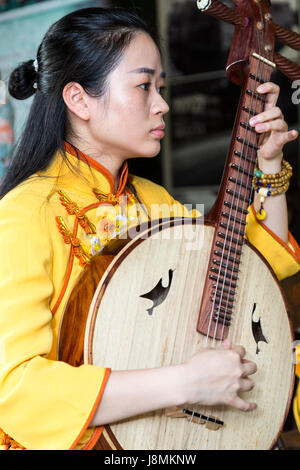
[83, 235, 104, 256]
[97, 214, 116, 242]
[114, 214, 128, 236]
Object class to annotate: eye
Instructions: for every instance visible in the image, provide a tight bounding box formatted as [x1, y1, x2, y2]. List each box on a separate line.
[139, 82, 151, 91]
[158, 86, 166, 95]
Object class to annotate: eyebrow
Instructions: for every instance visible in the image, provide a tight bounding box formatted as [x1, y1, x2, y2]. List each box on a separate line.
[129, 67, 166, 78]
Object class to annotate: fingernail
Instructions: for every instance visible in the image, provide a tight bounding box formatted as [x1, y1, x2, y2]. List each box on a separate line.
[222, 339, 231, 349]
[249, 117, 257, 126]
[257, 85, 265, 92]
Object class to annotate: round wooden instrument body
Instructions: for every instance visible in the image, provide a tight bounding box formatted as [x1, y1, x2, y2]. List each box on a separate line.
[58, 219, 294, 450]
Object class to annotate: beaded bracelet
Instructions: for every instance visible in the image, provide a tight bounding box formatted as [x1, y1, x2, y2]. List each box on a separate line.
[253, 159, 293, 221]
[254, 159, 292, 187]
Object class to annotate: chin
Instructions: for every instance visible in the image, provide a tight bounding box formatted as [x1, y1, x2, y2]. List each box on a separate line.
[142, 143, 161, 158]
[127, 147, 160, 159]
[126, 139, 161, 159]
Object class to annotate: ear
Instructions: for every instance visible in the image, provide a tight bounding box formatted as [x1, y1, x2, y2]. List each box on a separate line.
[62, 82, 90, 121]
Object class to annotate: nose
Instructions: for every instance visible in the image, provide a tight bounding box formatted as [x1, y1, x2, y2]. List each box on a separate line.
[152, 92, 170, 116]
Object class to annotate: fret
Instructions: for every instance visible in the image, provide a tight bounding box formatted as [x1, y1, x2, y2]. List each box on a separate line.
[249, 72, 266, 84]
[234, 150, 255, 163]
[218, 232, 244, 246]
[240, 121, 256, 132]
[209, 274, 237, 288]
[228, 176, 253, 191]
[246, 88, 267, 103]
[216, 240, 242, 255]
[216, 304, 233, 315]
[236, 136, 260, 151]
[226, 188, 248, 200]
[213, 313, 231, 326]
[211, 266, 239, 282]
[211, 292, 235, 306]
[210, 294, 234, 310]
[242, 105, 259, 116]
[212, 285, 236, 298]
[214, 308, 233, 320]
[221, 211, 247, 225]
[230, 163, 253, 178]
[224, 201, 249, 214]
[214, 249, 242, 263]
[219, 221, 246, 237]
[217, 305, 234, 315]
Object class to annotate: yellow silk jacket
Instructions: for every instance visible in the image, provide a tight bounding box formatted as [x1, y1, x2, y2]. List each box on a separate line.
[0, 141, 299, 450]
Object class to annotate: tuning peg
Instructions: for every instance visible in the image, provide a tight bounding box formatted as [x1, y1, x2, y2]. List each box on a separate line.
[197, 0, 247, 28]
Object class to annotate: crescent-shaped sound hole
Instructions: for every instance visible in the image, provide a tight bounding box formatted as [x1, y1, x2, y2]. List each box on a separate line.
[251, 303, 268, 354]
[139, 269, 174, 316]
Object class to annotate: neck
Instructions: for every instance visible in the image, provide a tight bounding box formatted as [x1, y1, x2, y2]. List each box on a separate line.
[66, 139, 125, 192]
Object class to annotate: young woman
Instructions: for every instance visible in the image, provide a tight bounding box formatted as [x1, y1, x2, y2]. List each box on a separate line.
[0, 7, 299, 450]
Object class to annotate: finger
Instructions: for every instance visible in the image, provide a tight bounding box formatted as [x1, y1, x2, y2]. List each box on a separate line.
[249, 106, 282, 126]
[238, 377, 255, 392]
[288, 129, 299, 141]
[276, 129, 299, 147]
[230, 344, 246, 359]
[256, 82, 280, 109]
[241, 360, 257, 377]
[222, 339, 231, 350]
[226, 395, 257, 412]
[254, 118, 288, 134]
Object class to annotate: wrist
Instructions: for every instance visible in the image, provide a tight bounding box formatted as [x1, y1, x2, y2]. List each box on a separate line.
[257, 152, 283, 174]
[168, 363, 187, 407]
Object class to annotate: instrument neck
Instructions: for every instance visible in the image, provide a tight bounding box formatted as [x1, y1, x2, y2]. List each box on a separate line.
[197, 53, 276, 341]
[206, 53, 275, 226]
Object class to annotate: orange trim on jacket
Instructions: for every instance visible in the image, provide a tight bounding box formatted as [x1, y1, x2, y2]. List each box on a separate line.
[250, 205, 300, 264]
[70, 368, 111, 450]
[63, 141, 129, 195]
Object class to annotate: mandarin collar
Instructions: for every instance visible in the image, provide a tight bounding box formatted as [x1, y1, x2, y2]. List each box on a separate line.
[63, 141, 129, 196]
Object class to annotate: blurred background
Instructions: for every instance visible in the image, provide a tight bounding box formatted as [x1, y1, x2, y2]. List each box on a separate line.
[0, 0, 299, 225]
[0, 0, 299, 447]
[0, 0, 299, 217]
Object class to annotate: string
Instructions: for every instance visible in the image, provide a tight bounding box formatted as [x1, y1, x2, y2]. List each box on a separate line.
[181, 3, 272, 449]
[195, 4, 268, 445]
[217, 3, 268, 345]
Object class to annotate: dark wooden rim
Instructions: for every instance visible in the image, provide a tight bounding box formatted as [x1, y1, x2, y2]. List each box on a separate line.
[86, 220, 294, 450]
[57, 215, 294, 450]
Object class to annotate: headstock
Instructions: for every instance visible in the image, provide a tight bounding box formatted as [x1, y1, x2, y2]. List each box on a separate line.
[197, 0, 300, 84]
[227, 0, 275, 85]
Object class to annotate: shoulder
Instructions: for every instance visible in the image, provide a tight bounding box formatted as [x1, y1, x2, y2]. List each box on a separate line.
[128, 174, 174, 205]
[128, 174, 202, 219]
[0, 175, 57, 229]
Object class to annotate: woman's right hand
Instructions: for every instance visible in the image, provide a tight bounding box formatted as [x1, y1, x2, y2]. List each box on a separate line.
[179, 340, 257, 412]
[90, 340, 257, 427]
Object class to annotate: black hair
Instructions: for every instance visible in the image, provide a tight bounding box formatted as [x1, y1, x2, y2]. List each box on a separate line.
[0, 7, 156, 199]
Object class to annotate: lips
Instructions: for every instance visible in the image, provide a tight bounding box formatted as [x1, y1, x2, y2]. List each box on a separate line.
[151, 124, 166, 132]
[150, 123, 166, 139]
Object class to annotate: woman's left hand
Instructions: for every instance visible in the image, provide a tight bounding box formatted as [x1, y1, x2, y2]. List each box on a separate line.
[249, 82, 298, 163]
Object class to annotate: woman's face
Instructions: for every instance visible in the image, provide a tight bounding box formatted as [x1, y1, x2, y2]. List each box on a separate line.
[87, 32, 169, 160]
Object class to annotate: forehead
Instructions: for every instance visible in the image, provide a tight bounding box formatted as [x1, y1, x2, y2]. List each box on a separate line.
[118, 32, 163, 74]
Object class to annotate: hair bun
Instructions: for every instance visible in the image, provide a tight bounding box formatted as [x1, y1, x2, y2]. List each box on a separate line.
[8, 60, 37, 100]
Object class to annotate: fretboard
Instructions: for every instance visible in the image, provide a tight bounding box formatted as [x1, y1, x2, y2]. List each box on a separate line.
[197, 53, 276, 341]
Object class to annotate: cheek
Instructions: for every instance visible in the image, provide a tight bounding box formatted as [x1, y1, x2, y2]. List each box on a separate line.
[111, 98, 150, 136]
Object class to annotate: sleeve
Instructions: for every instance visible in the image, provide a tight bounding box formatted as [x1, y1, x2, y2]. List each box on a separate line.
[0, 200, 110, 450]
[246, 203, 300, 281]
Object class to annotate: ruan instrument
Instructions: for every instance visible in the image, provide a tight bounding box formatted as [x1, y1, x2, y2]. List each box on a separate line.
[58, 0, 299, 449]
